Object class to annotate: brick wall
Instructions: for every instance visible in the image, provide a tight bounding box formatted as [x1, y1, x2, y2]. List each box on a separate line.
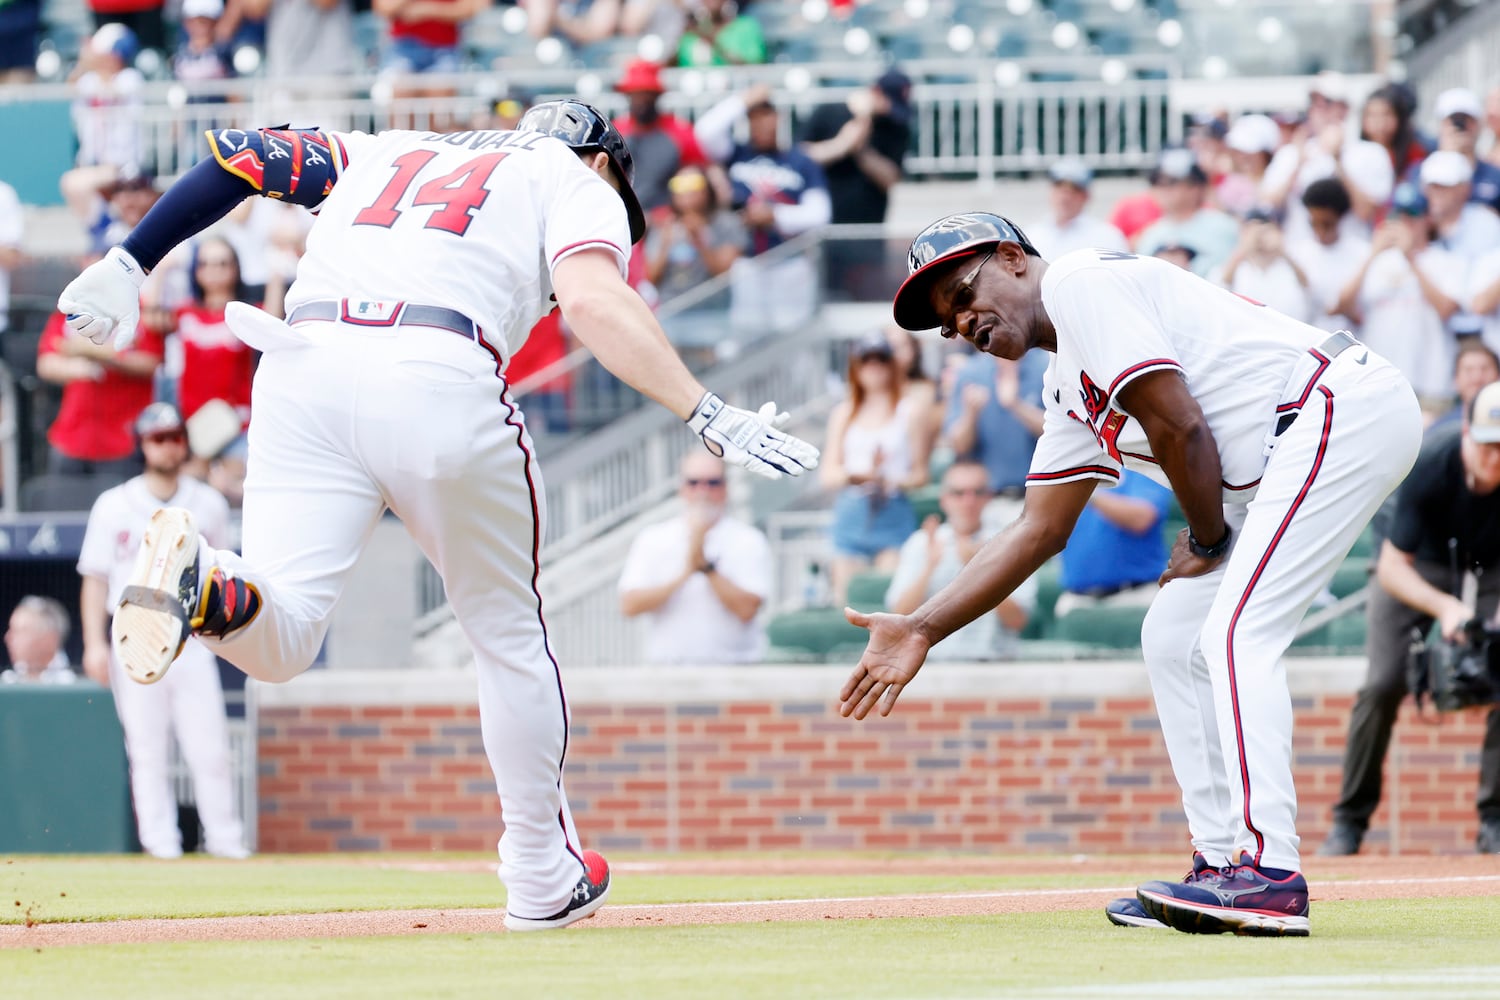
[254, 665, 1493, 855]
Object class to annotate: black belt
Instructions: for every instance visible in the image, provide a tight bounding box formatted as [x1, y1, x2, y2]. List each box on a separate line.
[287, 299, 480, 343]
[1273, 331, 1361, 436]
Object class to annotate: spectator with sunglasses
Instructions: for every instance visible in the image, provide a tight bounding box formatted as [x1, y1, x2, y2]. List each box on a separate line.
[618, 452, 772, 664]
[885, 460, 1034, 661]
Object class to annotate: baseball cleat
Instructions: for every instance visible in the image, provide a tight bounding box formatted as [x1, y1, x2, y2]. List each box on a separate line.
[1136, 853, 1310, 937]
[113, 508, 202, 684]
[504, 850, 611, 932]
[1107, 852, 1211, 928]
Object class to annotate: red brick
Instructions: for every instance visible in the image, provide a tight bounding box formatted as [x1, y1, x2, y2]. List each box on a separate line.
[309, 706, 355, 721]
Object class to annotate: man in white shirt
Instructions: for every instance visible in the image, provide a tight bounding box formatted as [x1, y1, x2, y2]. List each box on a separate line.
[1423, 150, 1500, 265]
[1135, 149, 1239, 277]
[1214, 208, 1312, 324]
[619, 453, 773, 664]
[0, 178, 20, 336]
[1025, 158, 1127, 260]
[885, 460, 1034, 661]
[1286, 178, 1368, 334]
[1, 597, 78, 685]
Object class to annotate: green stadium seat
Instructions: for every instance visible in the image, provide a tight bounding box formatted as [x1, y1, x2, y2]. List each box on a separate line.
[909, 483, 943, 524]
[1050, 604, 1147, 649]
[846, 571, 893, 611]
[1347, 524, 1377, 560]
[1022, 558, 1064, 640]
[766, 608, 868, 661]
[1328, 558, 1371, 599]
[1290, 612, 1367, 655]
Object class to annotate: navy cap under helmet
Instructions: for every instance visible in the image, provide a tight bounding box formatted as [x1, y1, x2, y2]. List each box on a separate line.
[892, 212, 1039, 331]
[518, 100, 647, 244]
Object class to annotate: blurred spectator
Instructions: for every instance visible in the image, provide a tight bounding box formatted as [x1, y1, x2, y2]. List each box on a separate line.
[943, 348, 1045, 529]
[676, 0, 766, 67]
[822, 333, 930, 604]
[171, 237, 256, 437]
[69, 24, 145, 173]
[79, 402, 249, 859]
[1215, 208, 1312, 324]
[1188, 113, 1231, 191]
[0, 0, 42, 83]
[696, 84, 830, 334]
[1053, 469, 1171, 619]
[261, 204, 310, 319]
[1286, 178, 1368, 335]
[613, 59, 708, 213]
[468, 92, 530, 132]
[1337, 182, 1464, 415]
[61, 166, 161, 257]
[173, 0, 234, 85]
[508, 311, 572, 436]
[885, 460, 1033, 661]
[1261, 71, 1394, 243]
[1360, 82, 1425, 181]
[35, 307, 163, 476]
[214, 0, 268, 53]
[645, 165, 744, 299]
[1218, 114, 1282, 218]
[373, 0, 487, 121]
[1152, 242, 1196, 271]
[239, 0, 355, 79]
[618, 453, 771, 664]
[884, 325, 941, 461]
[1024, 158, 1127, 259]
[1135, 148, 1239, 277]
[526, 0, 683, 44]
[1431, 342, 1500, 432]
[1486, 84, 1500, 170]
[87, 0, 165, 52]
[803, 69, 911, 299]
[1108, 179, 1163, 250]
[1468, 242, 1500, 357]
[1422, 150, 1500, 266]
[1414, 88, 1500, 213]
[0, 597, 77, 685]
[0, 178, 20, 336]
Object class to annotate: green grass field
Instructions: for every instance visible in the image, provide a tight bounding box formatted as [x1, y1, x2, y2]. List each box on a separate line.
[3, 855, 1498, 999]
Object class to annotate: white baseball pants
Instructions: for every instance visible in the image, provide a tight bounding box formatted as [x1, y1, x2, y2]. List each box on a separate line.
[200, 309, 585, 917]
[1140, 346, 1421, 873]
[110, 638, 245, 858]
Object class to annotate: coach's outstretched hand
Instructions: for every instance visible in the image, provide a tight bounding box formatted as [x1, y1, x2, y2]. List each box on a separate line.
[57, 246, 146, 350]
[688, 392, 820, 480]
[839, 607, 931, 719]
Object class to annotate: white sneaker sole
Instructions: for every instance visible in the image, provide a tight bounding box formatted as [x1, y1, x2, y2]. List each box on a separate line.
[503, 882, 611, 932]
[113, 507, 199, 685]
[1139, 889, 1311, 937]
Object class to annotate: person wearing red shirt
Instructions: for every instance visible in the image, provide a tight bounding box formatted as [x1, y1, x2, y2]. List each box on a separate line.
[174, 238, 256, 432]
[612, 59, 708, 214]
[36, 309, 163, 476]
[373, 0, 489, 126]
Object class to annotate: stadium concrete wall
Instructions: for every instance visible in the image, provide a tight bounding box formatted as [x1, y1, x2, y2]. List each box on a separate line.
[252, 661, 1491, 855]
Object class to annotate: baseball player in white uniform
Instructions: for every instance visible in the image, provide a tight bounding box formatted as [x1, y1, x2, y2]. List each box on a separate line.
[839, 213, 1421, 937]
[56, 102, 818, 929]
[79, 402, 248, 859]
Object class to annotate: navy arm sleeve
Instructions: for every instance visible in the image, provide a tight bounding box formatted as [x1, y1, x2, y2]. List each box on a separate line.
[120, 127, 342, 272]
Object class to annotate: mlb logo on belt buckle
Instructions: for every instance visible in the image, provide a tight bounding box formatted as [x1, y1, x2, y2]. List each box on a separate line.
[341, 299, 405, 326]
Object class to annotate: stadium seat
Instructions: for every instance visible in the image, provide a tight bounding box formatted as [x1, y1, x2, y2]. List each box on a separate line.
[909, 482, 943, 523]
[1290, 612, 1366, 655]
[766, 608, 869, 661]
[846, 571, 893, 610]
[1050, 604, 1147, 649]
[1328, 558, 1371, 599]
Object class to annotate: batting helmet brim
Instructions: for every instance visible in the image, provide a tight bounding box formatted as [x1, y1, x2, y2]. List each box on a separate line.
[891, 212, 1039, 331]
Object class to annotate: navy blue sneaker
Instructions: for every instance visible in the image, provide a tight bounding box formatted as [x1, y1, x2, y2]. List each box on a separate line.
[1106, 853, 1211, 928]
[1137, 852, 1310, 936]
[504, 850, 611, 931]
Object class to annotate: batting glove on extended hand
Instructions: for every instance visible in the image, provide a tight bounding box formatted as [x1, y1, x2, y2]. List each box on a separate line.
[687, 392, 821, 481]
[57, 246, 146, 350]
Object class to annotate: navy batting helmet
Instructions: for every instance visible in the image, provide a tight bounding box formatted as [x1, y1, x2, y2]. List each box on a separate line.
[891, 212, 1040, 331]
[518, 100, 646, 245]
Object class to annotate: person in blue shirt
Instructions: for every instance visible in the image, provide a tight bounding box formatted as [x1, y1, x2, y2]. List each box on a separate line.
[1054, 470, 1173, 618]
[941, 347, 1047, 532]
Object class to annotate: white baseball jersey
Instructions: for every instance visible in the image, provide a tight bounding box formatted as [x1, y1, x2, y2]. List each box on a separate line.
[1357, 244, 1465, 402]
[80, 477, 232, 607]
[1028, 248, 1329, 502]
[286, 129, 631, 366]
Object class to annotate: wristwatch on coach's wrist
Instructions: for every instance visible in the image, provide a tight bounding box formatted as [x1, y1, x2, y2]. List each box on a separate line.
[698, 560, 716, 575]
[1188, 524, 1233, 560]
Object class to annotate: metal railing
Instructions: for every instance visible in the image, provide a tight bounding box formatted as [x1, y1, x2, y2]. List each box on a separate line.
[0, 360, 20, 517]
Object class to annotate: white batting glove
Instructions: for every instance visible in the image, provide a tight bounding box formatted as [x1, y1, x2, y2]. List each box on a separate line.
[57, 246, 146, 350]
[687, 392, 821, 480]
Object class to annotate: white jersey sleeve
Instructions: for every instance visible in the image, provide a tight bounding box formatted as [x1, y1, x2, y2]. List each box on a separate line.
[1043, 252, 1183, 414]
[77, 489, 120, 581]
[538, 141, 632, 279]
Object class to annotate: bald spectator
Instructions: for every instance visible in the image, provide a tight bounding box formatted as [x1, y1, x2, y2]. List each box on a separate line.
[1135, 148, 1239, 277]
[618, 454, 772, 665]
[1, 597, 78, 685]
[1024, 158, 1127, 259]
[1260, 71, 1395, 243]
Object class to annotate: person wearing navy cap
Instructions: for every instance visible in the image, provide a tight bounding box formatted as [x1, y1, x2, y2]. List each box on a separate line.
[1025, 156, 1128, 259]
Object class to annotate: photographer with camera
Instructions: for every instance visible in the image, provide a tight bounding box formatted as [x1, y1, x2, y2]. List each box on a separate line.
[1320, 381, 1500, 856]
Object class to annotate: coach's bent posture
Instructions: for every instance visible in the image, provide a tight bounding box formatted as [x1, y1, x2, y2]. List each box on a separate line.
[839, 213, 1421, 936]
[57, 104, 818, 931]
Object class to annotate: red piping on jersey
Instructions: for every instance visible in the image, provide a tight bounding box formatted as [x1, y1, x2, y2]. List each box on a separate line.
[550, 239, 625, 266]
[1105, 358, 1181, 404]
[1222, 382, 1335, 866]
[331, 133, 350, 172]
[1117, 450, 1261, 493]
[1275, 351, 1330, 414]
[1026, 465, 1120, 483]
[498, 381, 583, 869]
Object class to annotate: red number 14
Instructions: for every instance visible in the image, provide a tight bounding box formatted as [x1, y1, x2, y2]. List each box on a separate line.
[352, 150, 508, 237]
